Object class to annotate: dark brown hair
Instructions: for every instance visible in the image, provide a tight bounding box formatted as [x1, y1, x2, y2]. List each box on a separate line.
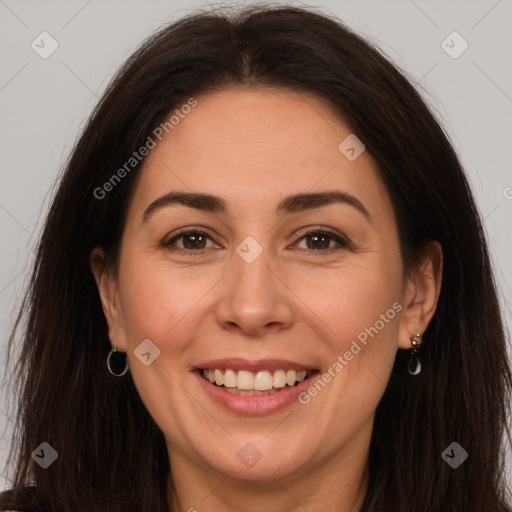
[1, 4, 511, 511]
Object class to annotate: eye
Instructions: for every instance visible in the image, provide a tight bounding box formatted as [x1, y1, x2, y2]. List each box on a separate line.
[292, 227, 351, 254]
[162, 228, 216, 256]
[162, 226, 350, 256]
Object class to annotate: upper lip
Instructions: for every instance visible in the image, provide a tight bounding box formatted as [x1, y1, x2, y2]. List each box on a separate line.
[194, 358, 317, 373]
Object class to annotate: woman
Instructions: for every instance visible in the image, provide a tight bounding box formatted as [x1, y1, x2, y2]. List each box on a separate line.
[1, 4, 511, 511]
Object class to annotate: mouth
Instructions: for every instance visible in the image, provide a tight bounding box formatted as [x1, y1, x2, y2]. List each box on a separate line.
[193, 358, 321, 414]
[199, 368, 316, 396]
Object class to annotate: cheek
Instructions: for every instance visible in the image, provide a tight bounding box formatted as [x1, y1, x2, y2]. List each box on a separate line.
[294, 256, 402, 394]
[297, 258, 401, 338]
[117, 255, 209, 343]
[115, 259, 198, 430]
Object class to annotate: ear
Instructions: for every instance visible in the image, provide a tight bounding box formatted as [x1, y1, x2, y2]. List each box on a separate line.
[90, 246, 127, 352]
[397, 240, 443, 350]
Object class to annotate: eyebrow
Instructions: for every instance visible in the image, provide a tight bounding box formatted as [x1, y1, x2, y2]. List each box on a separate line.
[141, 190, 371, 224]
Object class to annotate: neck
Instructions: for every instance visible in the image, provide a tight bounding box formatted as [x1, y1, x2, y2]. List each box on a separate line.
[165, 443, 370, 512]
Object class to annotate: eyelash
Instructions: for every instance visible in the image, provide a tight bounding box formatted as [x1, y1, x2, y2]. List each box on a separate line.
[162, 226, 351, 256]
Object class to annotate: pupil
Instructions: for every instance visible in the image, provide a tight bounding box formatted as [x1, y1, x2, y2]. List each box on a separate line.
[185, 234, 204, 249]
[309, 234, 328, 249]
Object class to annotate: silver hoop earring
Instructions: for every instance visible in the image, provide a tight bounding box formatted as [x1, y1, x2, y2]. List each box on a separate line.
[107, 343, 129, 376]
[407, 331, 423, 376]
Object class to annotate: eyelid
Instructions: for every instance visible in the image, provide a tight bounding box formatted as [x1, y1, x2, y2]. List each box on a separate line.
[162, 226, 217, 247]
[293, 225, 347, 242]
[290, 225, 351, 252]
[162, 225, 351, 254]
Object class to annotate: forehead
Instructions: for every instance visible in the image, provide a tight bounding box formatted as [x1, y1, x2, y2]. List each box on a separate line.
[127, 86, 393, 223]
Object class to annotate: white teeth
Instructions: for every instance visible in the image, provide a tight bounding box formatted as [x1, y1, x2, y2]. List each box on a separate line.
[273, 369, 287, 388]
[237, 370, 254, 390]
[253, 371, 273, 391]
[285, 369, 297, 386]
[223, 369, 237, 388]
[201, 368, 312, 392]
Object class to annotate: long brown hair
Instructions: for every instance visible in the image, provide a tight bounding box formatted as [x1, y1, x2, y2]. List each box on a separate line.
[1, 5, 511, 511]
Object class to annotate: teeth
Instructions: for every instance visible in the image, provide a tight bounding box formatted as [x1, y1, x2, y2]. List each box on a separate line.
[285, 370, 297, 386]
[273, 369, 287, 388]
[254, 371, 273, 391]
[237, 370, 254, 390]
[201, 368, 312, 391]
[223, 369, 237, 388]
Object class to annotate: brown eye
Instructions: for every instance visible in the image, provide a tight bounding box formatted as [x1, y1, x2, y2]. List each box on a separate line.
[179, 232, 208, 250]
[293, 228, 350, 254]
[163, 226, 350, 256]
[163, 229, 214, 255]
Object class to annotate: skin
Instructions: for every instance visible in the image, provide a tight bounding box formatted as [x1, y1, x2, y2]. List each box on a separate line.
[91, 86, 442, 512]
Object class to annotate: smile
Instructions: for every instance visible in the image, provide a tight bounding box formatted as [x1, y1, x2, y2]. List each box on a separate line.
[201, 368, 313, 395]
[195, 366, 321, 414]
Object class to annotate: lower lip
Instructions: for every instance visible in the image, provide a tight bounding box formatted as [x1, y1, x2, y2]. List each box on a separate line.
[194, 370, 320, 415]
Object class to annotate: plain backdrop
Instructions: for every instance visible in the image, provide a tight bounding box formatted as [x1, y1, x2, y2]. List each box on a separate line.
[1, 0, 511, 493]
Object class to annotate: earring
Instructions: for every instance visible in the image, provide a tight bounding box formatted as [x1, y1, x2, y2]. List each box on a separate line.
[107, 342, 129, 376]
[407, 331, 423, 375]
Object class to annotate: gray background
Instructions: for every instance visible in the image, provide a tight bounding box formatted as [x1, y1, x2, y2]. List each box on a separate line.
[1, 0, 511, 492]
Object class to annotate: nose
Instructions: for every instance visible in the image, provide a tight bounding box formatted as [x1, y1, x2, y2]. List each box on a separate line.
[214, 244, 295, 338]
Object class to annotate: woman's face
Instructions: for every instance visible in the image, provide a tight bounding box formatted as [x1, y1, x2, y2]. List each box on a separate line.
[92, 87, 440, 486]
